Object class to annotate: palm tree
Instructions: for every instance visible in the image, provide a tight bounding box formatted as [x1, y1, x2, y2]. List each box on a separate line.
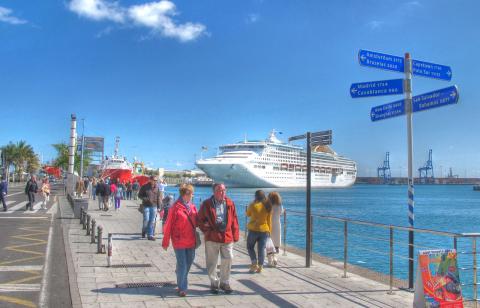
[1, 141, 40, 181]
[52, 142, 92, 175]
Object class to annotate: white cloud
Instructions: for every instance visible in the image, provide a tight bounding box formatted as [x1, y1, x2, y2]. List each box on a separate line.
[68, 0, 206, 42]
[366, 20, 384, 30]
[0, 6, 28, 25]
[68, 0, 125, 22]
[128, 1, 205, 42]
[246, 13, 260, 24]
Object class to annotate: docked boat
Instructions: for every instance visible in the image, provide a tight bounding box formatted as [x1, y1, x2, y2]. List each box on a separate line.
[100, 137, 133, 183]
[195, 130, 357, 188]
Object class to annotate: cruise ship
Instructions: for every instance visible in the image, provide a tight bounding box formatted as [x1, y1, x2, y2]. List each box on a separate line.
[195, 130, 357, 188]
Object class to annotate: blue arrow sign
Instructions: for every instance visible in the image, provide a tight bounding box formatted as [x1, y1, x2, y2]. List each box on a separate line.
[350, 79, 404, 98]
[358, 50, 404, 73]
[358, 50, 453, 81]
[412, 85, 459, 113]
[412, 60, 452, 81]
[370, 99, 405, 122]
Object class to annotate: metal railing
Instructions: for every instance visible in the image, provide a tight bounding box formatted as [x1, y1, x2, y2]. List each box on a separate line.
[243, 207, 479, 306]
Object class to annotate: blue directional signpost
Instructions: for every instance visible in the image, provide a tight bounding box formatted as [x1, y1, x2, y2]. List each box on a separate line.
[350, 79, 404, 98]
[352, 50, 459, 289]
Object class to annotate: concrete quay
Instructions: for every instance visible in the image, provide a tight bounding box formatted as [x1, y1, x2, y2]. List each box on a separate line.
[60, 196, 413, 307]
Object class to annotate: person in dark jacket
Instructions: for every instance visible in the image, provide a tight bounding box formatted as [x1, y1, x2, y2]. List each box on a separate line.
[198, 183, 239, 294]
[25, 175, 38, 211]
[95, 179, 106, 210]
[138, 176, 161, 240]
[0, 176, 8, 211]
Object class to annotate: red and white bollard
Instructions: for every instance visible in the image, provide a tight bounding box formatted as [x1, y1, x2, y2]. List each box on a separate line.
[107, 233, 113, 267]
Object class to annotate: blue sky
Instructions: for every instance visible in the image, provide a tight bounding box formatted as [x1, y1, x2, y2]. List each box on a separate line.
[1, 0, 479, 176]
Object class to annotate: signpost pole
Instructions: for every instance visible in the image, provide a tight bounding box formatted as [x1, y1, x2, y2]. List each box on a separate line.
[405, 52, 415, 289]
[306, 132, 312, 268]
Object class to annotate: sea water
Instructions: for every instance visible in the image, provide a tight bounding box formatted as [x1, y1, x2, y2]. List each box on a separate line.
[165, 184, 480, 296]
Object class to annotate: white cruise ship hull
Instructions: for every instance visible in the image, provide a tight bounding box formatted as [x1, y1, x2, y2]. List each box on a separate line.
[197, 161, 356, 188]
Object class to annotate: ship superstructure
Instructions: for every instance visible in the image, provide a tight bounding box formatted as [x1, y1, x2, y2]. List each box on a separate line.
[196, 130, 357, 188]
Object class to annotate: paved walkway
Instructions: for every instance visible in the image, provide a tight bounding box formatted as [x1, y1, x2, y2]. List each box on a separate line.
[60, 196, 413, 307]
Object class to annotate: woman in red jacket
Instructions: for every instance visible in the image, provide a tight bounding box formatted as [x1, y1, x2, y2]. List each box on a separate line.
[162, 184, 198, 297]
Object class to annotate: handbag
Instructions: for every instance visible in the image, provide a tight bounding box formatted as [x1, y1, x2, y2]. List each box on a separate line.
[138, 203, 144, 213]
[187, 212, 201, 249]
[266, 237, 276, 254]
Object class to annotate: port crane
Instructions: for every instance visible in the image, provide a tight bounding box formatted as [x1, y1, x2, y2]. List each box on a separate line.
[377, 152, 391, 184]
[418, 149, 434, 182]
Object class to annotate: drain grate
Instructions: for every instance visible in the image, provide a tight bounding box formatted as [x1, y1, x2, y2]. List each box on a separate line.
[116, 281, 175, 288]
[110, 264, 152, 268]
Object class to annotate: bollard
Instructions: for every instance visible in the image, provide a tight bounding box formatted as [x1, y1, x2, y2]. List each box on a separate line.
[82, 212, 87, 230]
[107, 233, 113, 267]
[86, 215, 91, 235]
[80, 208, 84, 224]
[97, 226, 103, 254]
[91, 219, 96, 244]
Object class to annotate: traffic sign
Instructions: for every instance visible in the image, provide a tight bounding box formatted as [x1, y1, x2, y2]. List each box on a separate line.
[350, 79, 404, 98]
[370, 99, 405, 122]
[288, 134, 306, 142]
[412, 85, 459, 113]
[358, 50, 404, 73]
[311, 130, 332, 138]
[412, 60, 452, 81]
[358, 50, 453, 81]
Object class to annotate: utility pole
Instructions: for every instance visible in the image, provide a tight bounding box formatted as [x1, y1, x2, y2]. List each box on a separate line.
[80, 118, 85, 179]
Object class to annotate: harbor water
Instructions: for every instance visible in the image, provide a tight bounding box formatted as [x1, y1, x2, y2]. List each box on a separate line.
[165, 184, 480, 296]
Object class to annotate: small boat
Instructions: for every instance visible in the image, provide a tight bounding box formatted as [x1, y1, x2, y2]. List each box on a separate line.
[474, 185, 480, 191]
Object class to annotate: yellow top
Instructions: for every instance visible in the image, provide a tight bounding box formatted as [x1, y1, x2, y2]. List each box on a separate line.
[246, 201, 271, 232]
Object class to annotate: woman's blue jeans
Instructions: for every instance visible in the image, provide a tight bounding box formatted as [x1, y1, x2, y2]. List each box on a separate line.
[142, 206, 156, 236]
[174, 248, 195, 291]
[247, 230, 268, 266]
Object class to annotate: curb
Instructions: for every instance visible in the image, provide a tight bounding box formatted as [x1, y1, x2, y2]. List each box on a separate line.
[58, 195, 82, 308]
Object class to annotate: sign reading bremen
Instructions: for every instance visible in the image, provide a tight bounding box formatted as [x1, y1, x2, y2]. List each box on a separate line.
[350, 79, 404, 98]
[370, 86, 459, 122]
[359, 50, 452, 81]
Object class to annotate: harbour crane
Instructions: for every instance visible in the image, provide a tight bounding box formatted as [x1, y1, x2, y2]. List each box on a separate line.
[377, 152, 391, 184]
[418, 149, 434, 183]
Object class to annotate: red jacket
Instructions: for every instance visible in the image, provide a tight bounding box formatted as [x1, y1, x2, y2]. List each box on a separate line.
[198, 196, 239, 243]
[162, 200, 198, 250]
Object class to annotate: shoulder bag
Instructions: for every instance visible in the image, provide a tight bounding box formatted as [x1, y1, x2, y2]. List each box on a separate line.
[186, 212, 201, 249]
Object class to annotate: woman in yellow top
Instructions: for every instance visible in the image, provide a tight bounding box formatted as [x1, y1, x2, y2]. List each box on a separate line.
[246, 190, 272, 273]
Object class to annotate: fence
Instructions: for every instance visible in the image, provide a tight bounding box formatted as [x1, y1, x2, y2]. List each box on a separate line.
[243, 206, 479, 306]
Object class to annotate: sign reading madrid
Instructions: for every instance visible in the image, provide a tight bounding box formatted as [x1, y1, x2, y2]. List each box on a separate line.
[350, 79, 404, 98]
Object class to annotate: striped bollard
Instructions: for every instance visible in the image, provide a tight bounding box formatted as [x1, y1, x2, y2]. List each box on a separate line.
[107, 233, 113, 267]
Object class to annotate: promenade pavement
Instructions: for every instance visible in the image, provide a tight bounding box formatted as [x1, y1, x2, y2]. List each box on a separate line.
[60, 196, 414, 308]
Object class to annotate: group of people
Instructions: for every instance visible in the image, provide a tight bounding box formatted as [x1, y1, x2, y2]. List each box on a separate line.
[92, 178, 143, 211]
[160, 181, 283, 297]
[0, 175, 52, 212]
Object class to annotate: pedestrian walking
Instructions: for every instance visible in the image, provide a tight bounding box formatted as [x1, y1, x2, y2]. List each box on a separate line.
[126, 181, 132, 200]
[159, 179, 167, 201]
[132, 180, 140, 200]
[138, 176, 161, 240]
[110, 181, 117, 207]
[267, 191, 283, 267]
[102, 180, 111, 211]
[0, 176, 8, 211]
[95, 179, 105, 210]
[91, 177, 97, 200]
[41, 178, 51, 210]
[162, 184, 198, 297]
[114, 182, 123, 211]
[83, 177, 89, 196]
[246, 190, 272, 273]
[25, 175, 39, 211]
[161, 195, 175, 229]
[75, 179, 84, 198]
[198, 183, 239, 294]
